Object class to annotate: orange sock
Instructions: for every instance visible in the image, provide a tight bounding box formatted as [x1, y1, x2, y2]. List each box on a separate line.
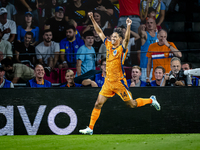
[89, 108, 101, 130]
[136, 98, 152, 107]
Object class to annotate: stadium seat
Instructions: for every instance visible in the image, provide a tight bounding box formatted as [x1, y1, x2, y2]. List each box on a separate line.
[44, 68, 60, 83]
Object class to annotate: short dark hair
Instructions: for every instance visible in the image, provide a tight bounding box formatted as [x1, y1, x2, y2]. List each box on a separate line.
[113, 28, 124, 39]
[148, 7, 156, 14]
[1, 58, 13, 67]
[155, 66, 165, 73]
[43, 29, 52, 35]
[103, 28, 113, 37]
[83, 30, 94, 38]
[66, 25, 76, 31]
[182, 62, 192, 69]
[25, 31, 33, 38]
[101, 58, 106, 65]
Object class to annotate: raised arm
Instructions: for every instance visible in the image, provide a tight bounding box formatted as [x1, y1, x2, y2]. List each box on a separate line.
[122, 18, 132, 49]
[88, 12, 105, 42]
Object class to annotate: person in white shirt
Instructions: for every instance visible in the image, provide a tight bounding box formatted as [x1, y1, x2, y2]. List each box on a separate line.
[0, 7, 16, 43]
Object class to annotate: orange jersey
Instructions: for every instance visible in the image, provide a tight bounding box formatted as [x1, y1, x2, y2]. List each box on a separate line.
[146, 42, 177, 80]
[104, 38, 128, 82]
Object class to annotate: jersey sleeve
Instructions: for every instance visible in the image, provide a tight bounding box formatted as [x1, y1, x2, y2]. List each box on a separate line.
[169, 42, 177, 49]
[146, 43, 154, 58]
[60, 40, 66, 53]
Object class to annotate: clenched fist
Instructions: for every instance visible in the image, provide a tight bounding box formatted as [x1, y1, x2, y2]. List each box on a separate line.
[88, 12, 93, 19]
[126, 18, 132, 26]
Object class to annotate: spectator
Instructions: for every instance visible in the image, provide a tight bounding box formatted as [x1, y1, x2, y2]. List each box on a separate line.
[150, 66, 165, 86]
[17, 11, 39, 46]
[18, 0, 39, 26]
[0, 64, 14, 88]
[44, 6, 68, 43]
[1, 58, 35, 83]
[76, 30, 96, 76]
[43, 0, 58, 20]
[60, 69, 83, 87]
[87, 0, 114, 18]
[35, 29, 60, 75]
[0, 29, 12, 59]
[146, 29, 182, 82]
[182, 62, 200, 86]
[83, 10, 111, 34]
[162, 57, 192, 86]
[117, 0, 141, 33]
[64, 0, 88, 26]
[0, 0, 17, 21]
[139, 17, 158, 82]
[141, 0, 166, 28]
[0, 7, 16, 43]
[60, 25, 84, 68]
[127, 65, 148, 87]
[94, 58, 106, 87]
[68, 19, 81, 39]
[26, 64, 52, 87]
[14, 31, 35, 67]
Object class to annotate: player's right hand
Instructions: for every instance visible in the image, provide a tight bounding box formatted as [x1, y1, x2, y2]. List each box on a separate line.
[88, 12, 93, 18]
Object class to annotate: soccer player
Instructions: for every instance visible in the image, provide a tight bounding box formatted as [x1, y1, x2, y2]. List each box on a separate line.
[79, 12, 161, 135]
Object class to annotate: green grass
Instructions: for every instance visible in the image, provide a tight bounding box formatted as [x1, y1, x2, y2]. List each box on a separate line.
[0, 134, 200, 150]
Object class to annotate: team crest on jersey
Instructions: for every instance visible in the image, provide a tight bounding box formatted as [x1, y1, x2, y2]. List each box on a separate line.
[75, 45, 79, 49]
[113, 50, 117, 56]
[66, 46, 68, 49]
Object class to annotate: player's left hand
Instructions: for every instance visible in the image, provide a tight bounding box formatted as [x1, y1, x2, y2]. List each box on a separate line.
[126, 18, 132, 26]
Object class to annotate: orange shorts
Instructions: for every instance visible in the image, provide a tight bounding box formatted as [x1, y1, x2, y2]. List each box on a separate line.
[99, 78, 133, 101]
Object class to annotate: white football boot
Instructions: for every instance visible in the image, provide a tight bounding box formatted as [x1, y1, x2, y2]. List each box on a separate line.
[79, 126, 93, 135]
[150, 95, 161, 111]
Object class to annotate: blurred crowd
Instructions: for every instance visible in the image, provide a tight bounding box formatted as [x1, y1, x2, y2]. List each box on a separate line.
[0, 0, 199, 88]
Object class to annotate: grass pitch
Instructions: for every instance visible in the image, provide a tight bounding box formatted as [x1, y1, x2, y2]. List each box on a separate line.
[0, 134, 200, 150]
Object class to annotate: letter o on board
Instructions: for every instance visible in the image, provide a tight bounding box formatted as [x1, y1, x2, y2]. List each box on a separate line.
[48, 105, 77, 135]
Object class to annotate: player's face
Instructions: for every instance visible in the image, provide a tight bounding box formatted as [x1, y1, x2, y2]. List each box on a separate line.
[65, 72, 75, 83]
[84, 36, 94, 47]
[66, 29, 75, 41]
[182, 64, 190, 71]
[25, 14, 32, 23]
[34, 65, 45, 78]
[111, 32, 121, 46]
[131, 68, 141, 80]
[154, 68, 164, 81]
[55, 10, 64, 19]
[158, 31, 167, 45]
[171, 60, 181, 74]
[43, 32, 52, 43]
[24, 34, 32, 44]
[101, 61, 106, 72]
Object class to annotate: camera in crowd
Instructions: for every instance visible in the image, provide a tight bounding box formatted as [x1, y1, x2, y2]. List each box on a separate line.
[168, 68, 200, 83]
